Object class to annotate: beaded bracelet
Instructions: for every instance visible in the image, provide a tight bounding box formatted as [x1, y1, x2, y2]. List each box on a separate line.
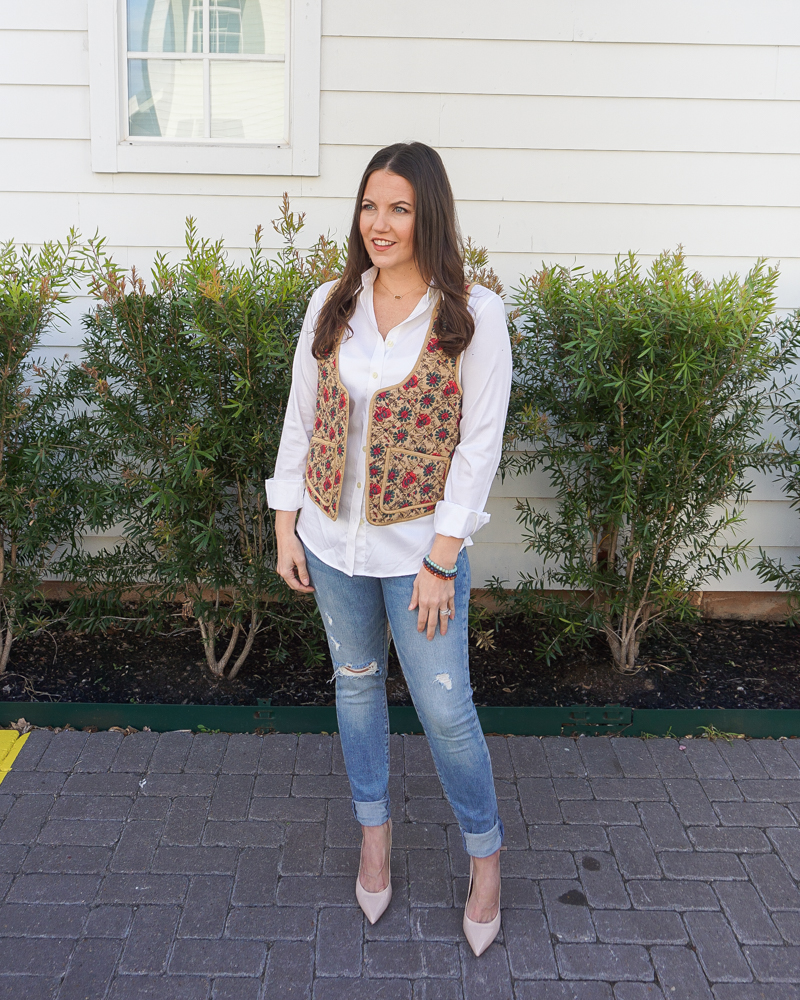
[422, 555, 458, 580]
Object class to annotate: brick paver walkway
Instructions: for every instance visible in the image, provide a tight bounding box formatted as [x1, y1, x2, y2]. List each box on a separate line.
[0, 730, 799, 998]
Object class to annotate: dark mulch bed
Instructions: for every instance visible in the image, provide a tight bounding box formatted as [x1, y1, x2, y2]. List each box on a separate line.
[2, 610, 799, 710]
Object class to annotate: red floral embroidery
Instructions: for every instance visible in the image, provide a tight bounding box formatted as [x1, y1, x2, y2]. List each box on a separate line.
[309, 302, 462, 527]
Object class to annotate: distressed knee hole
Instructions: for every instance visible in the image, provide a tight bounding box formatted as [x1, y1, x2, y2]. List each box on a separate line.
[435, 673, 453, 690]
[334, 660, 379, 679]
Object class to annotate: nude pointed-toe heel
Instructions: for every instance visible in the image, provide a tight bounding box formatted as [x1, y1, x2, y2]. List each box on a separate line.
[355, 818, 392, 925]
[463, 857, 502, 957]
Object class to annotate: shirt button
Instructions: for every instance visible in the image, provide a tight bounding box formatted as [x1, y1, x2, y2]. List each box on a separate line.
[360, 518, 366, 526]
[362, 446, 366, 453]
[357, 482, 362, 489]
[386, 340, 394, 348]
[372, 372, 378, 379]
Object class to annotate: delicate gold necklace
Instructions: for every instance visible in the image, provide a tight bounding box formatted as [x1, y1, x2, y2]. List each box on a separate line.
[377, 276, 427, 301]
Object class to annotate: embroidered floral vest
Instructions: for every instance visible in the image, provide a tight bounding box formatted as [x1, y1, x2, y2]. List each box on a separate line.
[305, 293, 466, 526]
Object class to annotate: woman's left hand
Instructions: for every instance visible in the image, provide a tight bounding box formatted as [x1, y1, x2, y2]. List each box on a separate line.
[409, 566, 456, 640]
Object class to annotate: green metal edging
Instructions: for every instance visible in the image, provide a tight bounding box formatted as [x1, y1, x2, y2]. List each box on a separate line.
[1, 700, 800, 738]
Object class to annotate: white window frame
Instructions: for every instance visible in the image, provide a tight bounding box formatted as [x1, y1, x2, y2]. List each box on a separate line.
[88, 0, 321, 175]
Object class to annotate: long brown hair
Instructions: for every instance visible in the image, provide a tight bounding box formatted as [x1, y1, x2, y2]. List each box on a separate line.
[312, 143, 474, 359]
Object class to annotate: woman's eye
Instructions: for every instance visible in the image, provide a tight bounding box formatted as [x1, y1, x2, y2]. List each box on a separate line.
[361, 203, 374, 211]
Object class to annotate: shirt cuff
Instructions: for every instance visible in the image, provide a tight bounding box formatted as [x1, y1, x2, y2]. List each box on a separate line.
[265, 477, 305, 511]
[433, 500, 491, 539]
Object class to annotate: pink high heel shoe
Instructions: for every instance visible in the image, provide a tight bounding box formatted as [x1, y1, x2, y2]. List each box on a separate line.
[355, 819, 392, 924]
[463, 856, 502, 956]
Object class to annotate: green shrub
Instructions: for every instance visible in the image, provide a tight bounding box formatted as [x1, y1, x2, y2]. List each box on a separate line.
[502, 250, 800, 673]
[0, 233, 87, 671]
[754, 312, 800, 617]
[64, 201, 343, 678]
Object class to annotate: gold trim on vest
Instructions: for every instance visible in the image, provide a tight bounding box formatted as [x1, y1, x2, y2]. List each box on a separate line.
[305, 352, 349, 520]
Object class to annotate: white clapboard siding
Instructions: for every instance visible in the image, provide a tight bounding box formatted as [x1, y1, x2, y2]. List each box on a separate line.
[320, 91, 800, 156]
[0, 0, 87, 31]
[323, 38, 800, 102]
[0, 86, 89, 140]
[306, 146, 800, 210]
[0, 31, 87, 86]
[0, 140, 111, 193]
[7, 0, 800, 45]
[475, 496, 800, 548]
[469, 254, 800, 312]
[9, 141, 800, 214]
[6, 192, 799, 262]
[3, 1, 800, 592]
[322, 0, 800, 46]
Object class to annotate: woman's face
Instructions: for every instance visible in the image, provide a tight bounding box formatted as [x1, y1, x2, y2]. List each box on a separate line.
[359, 170, 417, 273]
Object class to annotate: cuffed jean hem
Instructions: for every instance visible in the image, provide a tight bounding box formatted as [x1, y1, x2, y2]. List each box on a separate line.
[463, 819, 504, 858]
[352, 797, 391, 828]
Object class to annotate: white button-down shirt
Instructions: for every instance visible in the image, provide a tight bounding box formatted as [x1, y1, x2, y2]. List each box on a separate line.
[265, 267, 512, 577]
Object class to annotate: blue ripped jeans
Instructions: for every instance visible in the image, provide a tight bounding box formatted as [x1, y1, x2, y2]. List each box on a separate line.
[303, 545, 503, 858]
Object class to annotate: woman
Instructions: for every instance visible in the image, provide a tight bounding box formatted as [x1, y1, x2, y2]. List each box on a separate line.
[266, 142, 512, 956]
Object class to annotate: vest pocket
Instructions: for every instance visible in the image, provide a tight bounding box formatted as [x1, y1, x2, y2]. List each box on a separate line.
[305, 436, 344, 517]
[379, 447, 450, 515]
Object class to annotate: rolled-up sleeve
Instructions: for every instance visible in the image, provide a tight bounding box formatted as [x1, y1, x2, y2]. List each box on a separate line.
[265, 284, 330, 511]
[433, 290, 512, 539]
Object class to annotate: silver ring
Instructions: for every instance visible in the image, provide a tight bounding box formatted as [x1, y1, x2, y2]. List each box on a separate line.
[439, 609, 450, 616]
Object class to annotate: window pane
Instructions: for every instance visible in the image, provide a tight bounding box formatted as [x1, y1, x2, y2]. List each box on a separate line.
[209, 0, 284, 55]
[128, 59, 204, 137]
[127, 0, 201, 54]
[210, 61, 284, 141]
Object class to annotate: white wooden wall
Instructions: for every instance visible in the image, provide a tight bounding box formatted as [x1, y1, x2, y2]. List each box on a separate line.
[2, 0, 800, 591]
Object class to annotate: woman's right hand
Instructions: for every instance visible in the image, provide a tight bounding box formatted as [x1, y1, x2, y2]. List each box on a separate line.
[275, 510, 315, 593]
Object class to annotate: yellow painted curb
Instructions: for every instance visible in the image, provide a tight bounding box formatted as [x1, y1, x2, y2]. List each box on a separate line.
[0, 732, 29, 785]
